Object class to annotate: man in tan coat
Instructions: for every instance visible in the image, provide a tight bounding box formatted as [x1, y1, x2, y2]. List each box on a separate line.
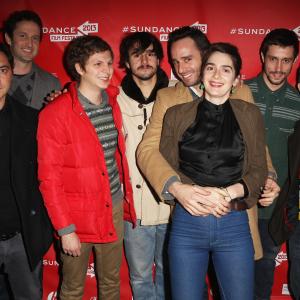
[117, 32, 171, 300]
[137, 26, 280, 261]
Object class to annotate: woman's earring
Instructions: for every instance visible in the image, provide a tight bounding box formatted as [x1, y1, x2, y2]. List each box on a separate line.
[200, 82, 205, 90]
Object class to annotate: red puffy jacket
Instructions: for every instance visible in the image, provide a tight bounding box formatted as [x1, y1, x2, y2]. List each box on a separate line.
[38, 82, 136, 243]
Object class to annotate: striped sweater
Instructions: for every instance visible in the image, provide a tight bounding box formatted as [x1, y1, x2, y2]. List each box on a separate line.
[78, 89, 123, 206]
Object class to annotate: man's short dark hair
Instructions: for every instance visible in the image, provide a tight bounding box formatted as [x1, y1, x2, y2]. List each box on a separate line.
[64, 35, 113, 82]
[2, 10, 43, 41]
[260, 28, 299, 60]
[200, 42, 242, 79]
[167, 26, 210, 68]
[119, 32, 163, 72]
[0, 42, 14, 69]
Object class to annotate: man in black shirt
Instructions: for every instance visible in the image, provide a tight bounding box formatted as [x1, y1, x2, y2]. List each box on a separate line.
[0, 43, 52, 299]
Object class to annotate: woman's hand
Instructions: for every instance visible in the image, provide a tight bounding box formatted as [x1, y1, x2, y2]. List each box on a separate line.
[202, 187, 231, 217]
[168, 182, 216, 216]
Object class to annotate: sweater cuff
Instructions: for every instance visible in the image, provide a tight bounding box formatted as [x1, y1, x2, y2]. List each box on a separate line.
[162, 176, 181, 203]
[238, 179, 249, 198]
[267, 171, 278, 182]
[58, 224, 76, 236]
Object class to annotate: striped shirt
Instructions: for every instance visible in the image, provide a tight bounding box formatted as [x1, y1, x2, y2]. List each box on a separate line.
[78, 89, 123, 206]
[246, 73, 300, 218]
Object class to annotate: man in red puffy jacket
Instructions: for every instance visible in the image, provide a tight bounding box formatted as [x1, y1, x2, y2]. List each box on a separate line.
[37, 35, 136, 300]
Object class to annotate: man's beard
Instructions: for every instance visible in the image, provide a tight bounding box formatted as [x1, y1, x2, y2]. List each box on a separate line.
[133, 66, 156, 81]
[266, 71, 287, 86]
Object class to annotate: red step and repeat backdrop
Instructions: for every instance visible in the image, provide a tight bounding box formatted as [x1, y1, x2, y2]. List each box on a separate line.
[1, 0, 299, 299]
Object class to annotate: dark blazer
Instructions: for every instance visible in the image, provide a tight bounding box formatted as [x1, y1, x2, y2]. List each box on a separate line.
[9, 96, 53, 270]
[269, 120, 300, 245]
[160, 98, 268, 208]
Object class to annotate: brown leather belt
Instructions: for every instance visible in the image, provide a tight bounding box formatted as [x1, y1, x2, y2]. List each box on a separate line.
[229, 198, 248, 211]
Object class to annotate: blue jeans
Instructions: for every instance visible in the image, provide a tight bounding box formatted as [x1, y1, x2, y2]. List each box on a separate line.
[124, 220, 170, 300]
[169, 204, 254, 300]
[255, 218, 280, 300]
[288, 223, 300, 299]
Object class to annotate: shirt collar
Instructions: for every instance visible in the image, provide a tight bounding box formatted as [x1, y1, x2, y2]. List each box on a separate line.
[189, 86, 202, 99]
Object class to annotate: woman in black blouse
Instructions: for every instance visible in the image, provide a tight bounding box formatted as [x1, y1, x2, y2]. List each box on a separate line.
[160, 43, 267, 300]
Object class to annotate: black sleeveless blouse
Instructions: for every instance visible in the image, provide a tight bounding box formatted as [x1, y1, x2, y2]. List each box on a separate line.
[178, 98, 245, 187]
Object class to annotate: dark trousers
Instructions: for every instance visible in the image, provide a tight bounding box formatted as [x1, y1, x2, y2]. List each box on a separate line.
[0, 233, 43, 300]
[289, 224, 300, 299]
[0, 274, 11, 300]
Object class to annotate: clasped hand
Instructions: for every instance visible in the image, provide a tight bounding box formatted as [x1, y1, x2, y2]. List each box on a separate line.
[169, 182, 231, 218]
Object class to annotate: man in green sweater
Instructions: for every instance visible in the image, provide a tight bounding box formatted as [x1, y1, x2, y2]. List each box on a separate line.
[246, 28, 300, 300]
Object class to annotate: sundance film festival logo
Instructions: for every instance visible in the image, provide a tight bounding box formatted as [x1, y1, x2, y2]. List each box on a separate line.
[122, 21, 207, 42]
[43, 260, 95, 278]
[121, 24, 179, 42]
[293, 26, 300, 40]
[190, 21, 207, 34]
[47, 291, 97, 299]
[275, 251, 287, 267]
[161, 21, 207, 41]
[229, 27, 271, 35]
[43, 21, 99, 42]
[47, 291, 57, 300]
[43, 259, 59, 266]
[87, 263, 95, 278]
[282, 284, 291, 295]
